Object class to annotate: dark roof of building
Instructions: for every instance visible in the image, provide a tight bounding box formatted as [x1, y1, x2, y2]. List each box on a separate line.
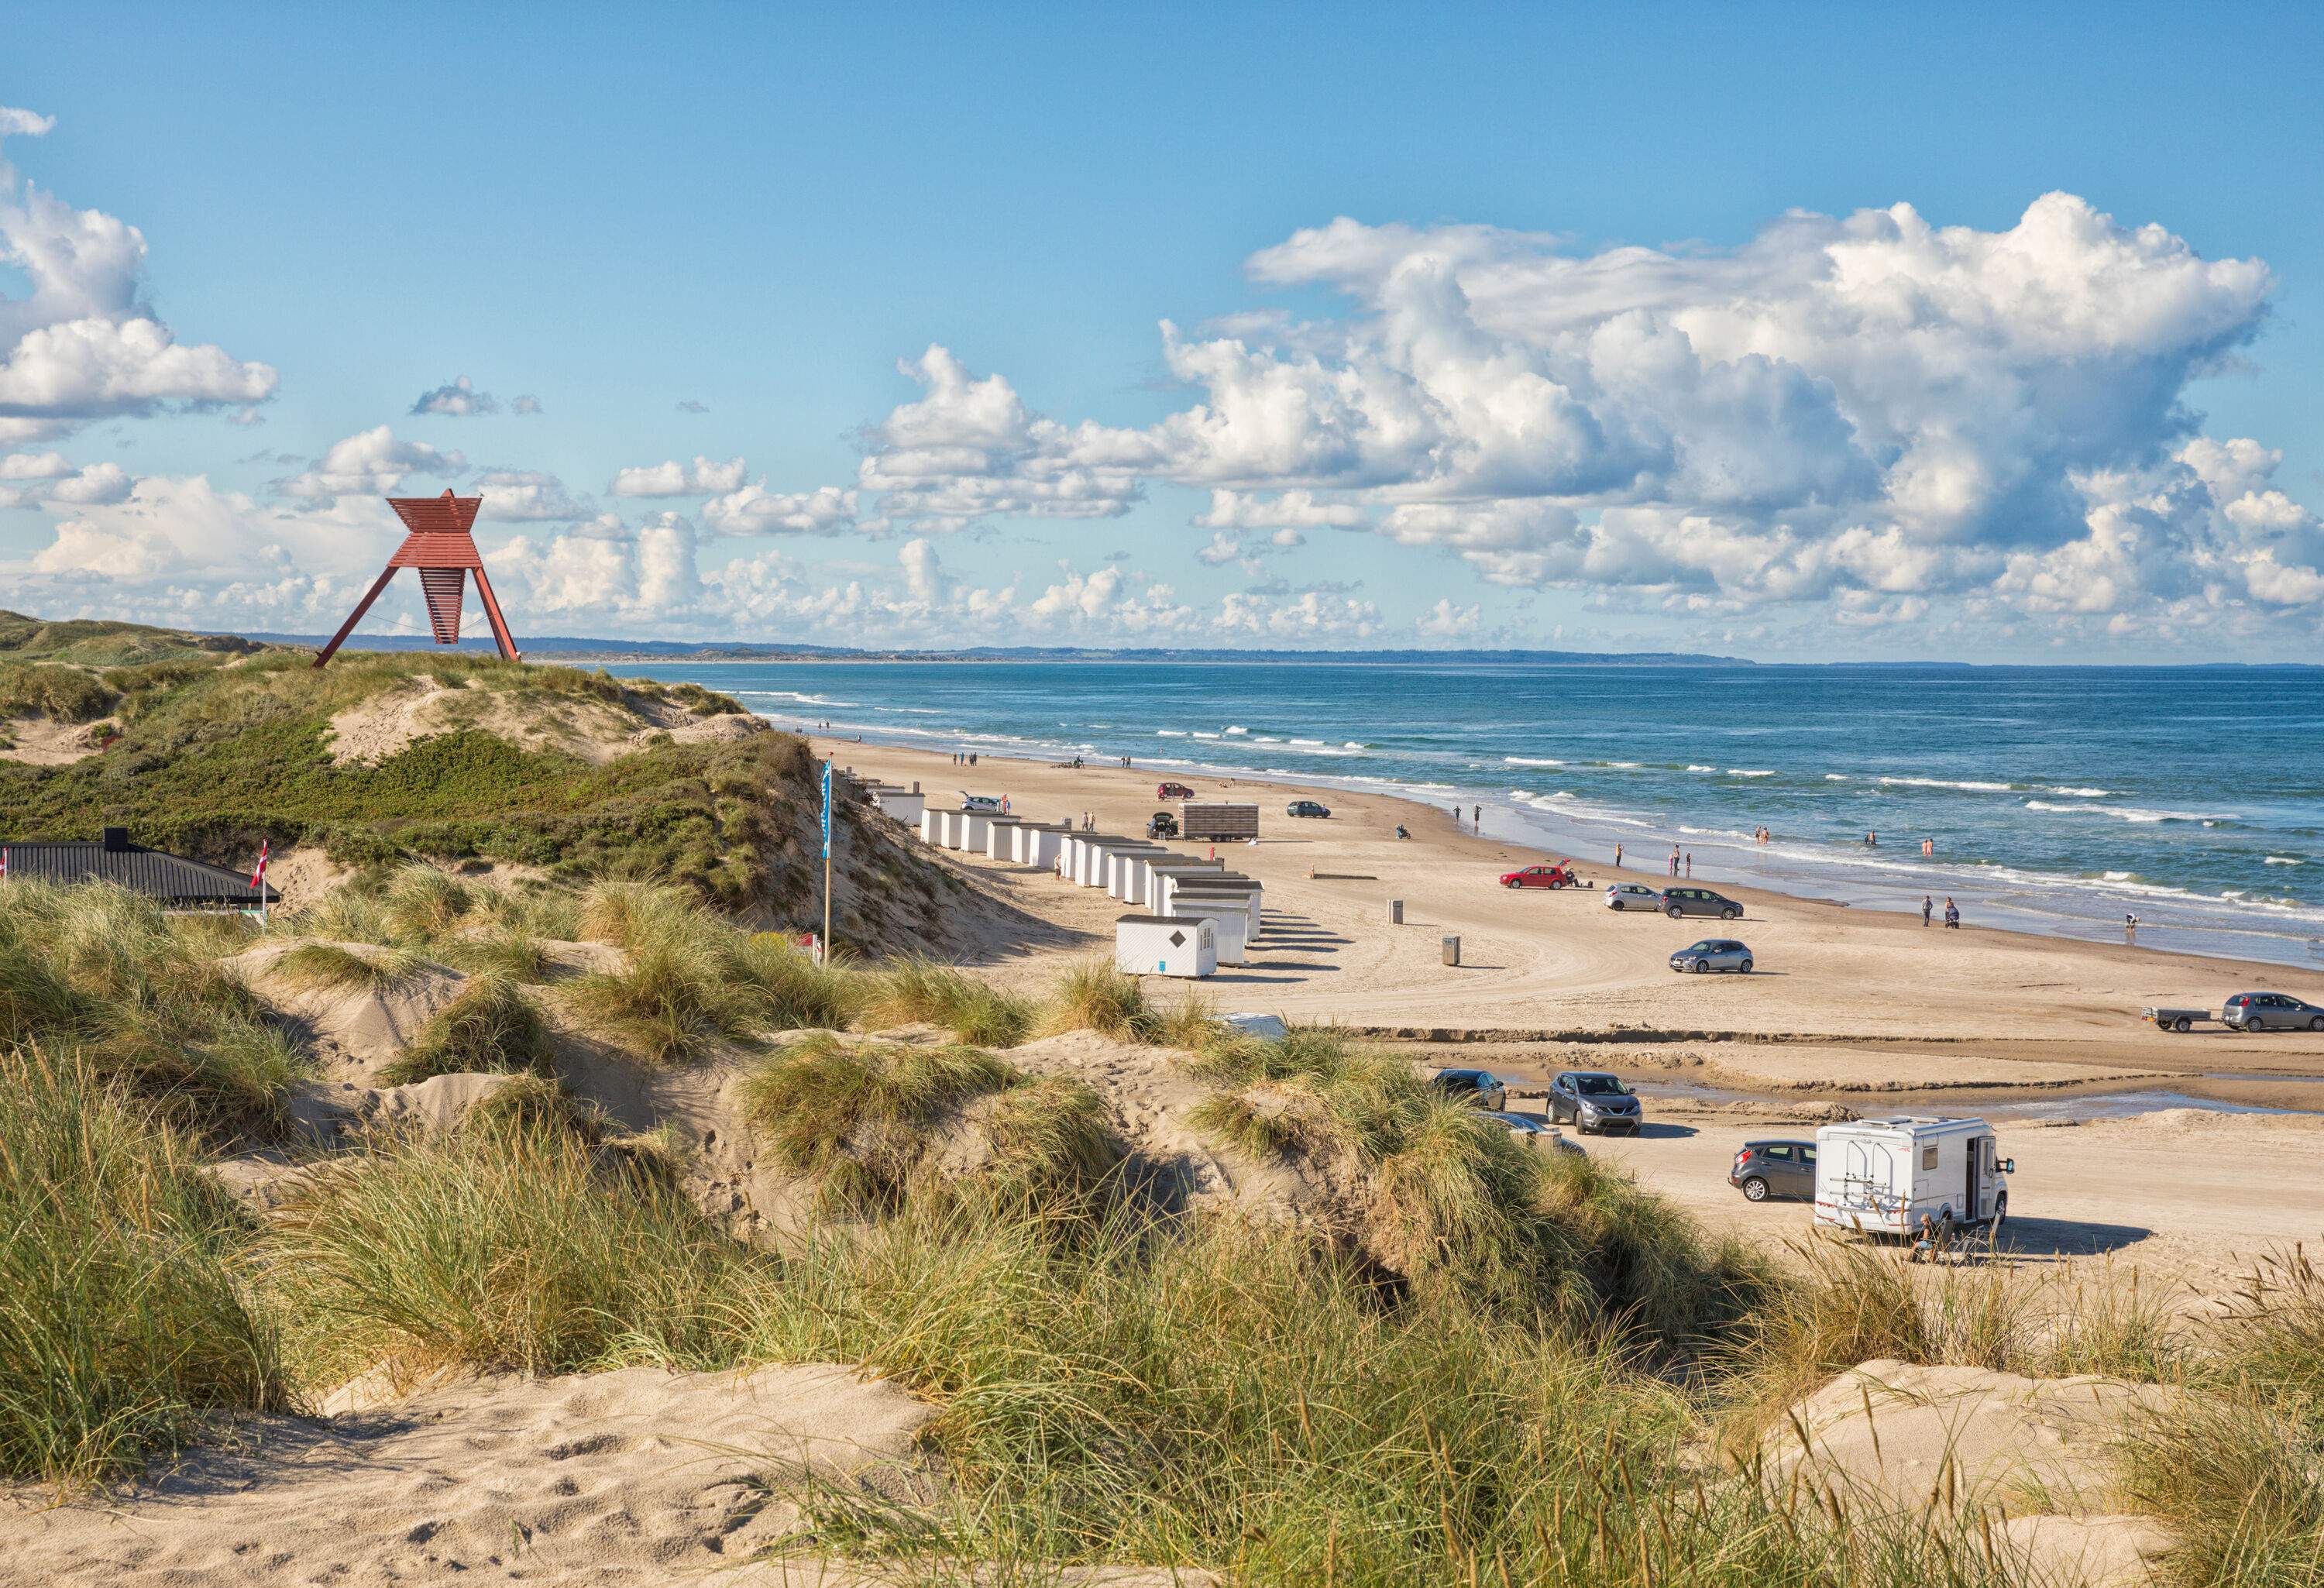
[2, 837, 277, 906]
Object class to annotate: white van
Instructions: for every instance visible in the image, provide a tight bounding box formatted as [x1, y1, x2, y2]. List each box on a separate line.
[1813, 1116, 2011, 1240]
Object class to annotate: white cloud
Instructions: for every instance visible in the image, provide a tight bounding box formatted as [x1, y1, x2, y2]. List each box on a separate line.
[700, 480, 858, 536]
[609, 454, 748, 497]
[473, 468, 590, 522]
[1415, 597, 1481, 638]
[0, 453, 132, 509]
[511, 394, 542, 416]
[0, 112, 277, 428]
[834, 194, 2317, 634]
[0, 449, 71, 481]
[275, 425, 466, 500]
[409, 376, 499, 417]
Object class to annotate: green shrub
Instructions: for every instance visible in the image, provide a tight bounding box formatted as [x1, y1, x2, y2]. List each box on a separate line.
[0, 1047, 292, 1487]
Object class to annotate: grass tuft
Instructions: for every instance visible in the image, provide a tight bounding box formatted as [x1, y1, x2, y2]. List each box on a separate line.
[270, 940, 422, 995]
[865, 956, 1037, 1047]
[0, 1047, 293, 1487]
[378, 972, 552, 1087]
[1039, 960, 1152, 1041]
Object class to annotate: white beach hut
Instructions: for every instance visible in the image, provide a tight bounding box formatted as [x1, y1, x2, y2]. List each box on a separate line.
[1143, 858, 1226, 913]
[956, 811, 991, 851]
[1168, 878, 1263, 942]
[983, 816, 1024, 860]
[1116, 913, 1216, 979]
[1163, 894, 1248, 964]
[919, 809, 941, 847]
[871, 787, 925, 826]
[1107, 846, 1167, 901]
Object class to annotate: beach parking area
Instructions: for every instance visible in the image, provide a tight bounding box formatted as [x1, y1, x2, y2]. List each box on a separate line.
[820, 733, 2324, 1282]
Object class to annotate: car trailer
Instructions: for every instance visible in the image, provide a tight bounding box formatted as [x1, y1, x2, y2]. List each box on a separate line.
[2141, 1005, 2216, 1033]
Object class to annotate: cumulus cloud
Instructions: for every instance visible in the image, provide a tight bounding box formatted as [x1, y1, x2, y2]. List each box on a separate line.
[834, 194, 2315, 636]
[0, 110, 277, 429]
[473, 468, 590, 522]
[609, 454, 748, 497]
[274, 426, 465, 500]
[0, 452, 129, 510]
[409, 376, 499, 417]
[700, 480, 858, 536]
[1415, 597, 1481, 638]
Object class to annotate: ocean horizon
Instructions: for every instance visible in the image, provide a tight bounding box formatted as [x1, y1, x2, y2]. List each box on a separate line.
[603, 658, 2324, 973]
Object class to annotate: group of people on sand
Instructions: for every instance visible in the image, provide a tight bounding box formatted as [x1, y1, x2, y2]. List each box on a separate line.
[1922, 895, 1961, 928]
[950, 751, 979, 766]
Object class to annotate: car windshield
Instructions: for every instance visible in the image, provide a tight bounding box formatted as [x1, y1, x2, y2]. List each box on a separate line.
[1686, 940, 1718, 952]
[1573, 1075, 1627, 1096]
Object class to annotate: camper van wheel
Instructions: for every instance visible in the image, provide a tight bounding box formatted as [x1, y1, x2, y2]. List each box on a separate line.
[1989, 1194, 2006, 1232]
[1741, 1175, 1769, 1202]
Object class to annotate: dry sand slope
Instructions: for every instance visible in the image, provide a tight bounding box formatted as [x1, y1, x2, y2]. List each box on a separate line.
[1, 1366, 1209, 1587]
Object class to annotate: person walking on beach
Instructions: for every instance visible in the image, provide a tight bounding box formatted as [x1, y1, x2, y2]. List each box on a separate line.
[1684, 851, 1693, 878]
[1922, 895, 1933, 926]
[2126, 912, 2139, 939]
[1944, 897, 1960, 929]
[1614, 842, 1623, 869]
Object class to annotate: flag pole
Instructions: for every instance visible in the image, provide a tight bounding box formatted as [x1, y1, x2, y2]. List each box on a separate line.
[832, 758, 841, 967]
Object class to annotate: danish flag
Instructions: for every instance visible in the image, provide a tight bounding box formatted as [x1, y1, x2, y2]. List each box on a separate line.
[1, 847, 9, 881]
[249, 839, 270, 890]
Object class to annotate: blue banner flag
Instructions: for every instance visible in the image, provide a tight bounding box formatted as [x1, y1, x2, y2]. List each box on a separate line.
[821, 760, 833, 858]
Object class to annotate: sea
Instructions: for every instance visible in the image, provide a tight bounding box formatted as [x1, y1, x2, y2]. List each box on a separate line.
[601, 659, 2324, 972]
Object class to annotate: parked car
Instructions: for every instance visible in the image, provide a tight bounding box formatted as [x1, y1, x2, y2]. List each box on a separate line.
[1145, 811, 1179, 839]
[1729, 1139, 1817, 1201]
[1428, 1067, 1508, 1111]
[959, 792, 1004, 813]
[1156, 781, 1196, 800]
[1501, 861, 1580, 889]
[2224, 992, 2324, 1032]
[1546, 1071, 1643, 1135]
[1670, 937, 1753, 974]
[1487, 1112, 1586, 1155]
[1286, 799, 1332, 818]
[1662, 886, 1742, 919]
[1605, 883, 1665, 911]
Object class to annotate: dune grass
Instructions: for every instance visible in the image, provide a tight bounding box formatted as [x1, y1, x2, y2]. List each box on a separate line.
[267, 1111, 765, 1388]
[377, 864, 477, 940]
[270, 940, 424, 994]
[0, 881, 300, 1137]
[740, 1031, 1114, 1213]
[377, 972, 552, 1087]
[1189, 1028, 1762, 1337]
[443, 930, 554, 982]
[1039, 960, 1155, 1041]
[865, 956, 1038, 1047]
[0, 1047, 292, 1488]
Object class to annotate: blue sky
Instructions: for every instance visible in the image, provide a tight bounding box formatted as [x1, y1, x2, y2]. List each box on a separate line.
[5, 3, 2322, 658]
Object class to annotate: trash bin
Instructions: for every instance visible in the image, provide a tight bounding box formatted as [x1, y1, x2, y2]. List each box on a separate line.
[1442, 934, 1461, 966]
[1387, 899, 1404, 924]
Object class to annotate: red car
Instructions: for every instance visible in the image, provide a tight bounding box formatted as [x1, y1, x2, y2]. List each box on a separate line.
[1156, 781, 1196, 799]
[1501, 861, 1580, 889]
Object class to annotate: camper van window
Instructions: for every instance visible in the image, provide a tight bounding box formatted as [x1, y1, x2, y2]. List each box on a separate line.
[1921, 1144, 1939, 1170]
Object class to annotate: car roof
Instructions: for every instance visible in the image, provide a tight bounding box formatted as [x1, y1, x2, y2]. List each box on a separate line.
[1743, 1138, 1813, 1149]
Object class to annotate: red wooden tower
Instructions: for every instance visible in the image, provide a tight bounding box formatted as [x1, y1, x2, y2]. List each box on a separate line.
[312, 490, 521, 667]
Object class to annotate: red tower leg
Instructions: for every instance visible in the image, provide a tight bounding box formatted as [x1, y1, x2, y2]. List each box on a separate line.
[311, 566, 400, 669]
[470, 565, 522, 663]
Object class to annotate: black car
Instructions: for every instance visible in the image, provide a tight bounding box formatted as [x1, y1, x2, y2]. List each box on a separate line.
[1546, 1071, 1643, 1135]
[1287, 799, 1332, 818]
[1729, 1139, 1817, 1201]
[1428, 1067, 1508, 1111]
[1662, 886, 1742, 920]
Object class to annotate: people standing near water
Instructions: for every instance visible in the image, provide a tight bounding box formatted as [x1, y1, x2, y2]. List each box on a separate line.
[2126, 912, 2139, 938]
[1944, 897, 1960, 928]
[1923, 895, 1933, 926]
[1684, 851, 1693, 878]
[1614, 843, 1623, 869]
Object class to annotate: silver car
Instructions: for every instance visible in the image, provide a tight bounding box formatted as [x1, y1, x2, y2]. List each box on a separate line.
[1605, 882, 1665, 911]
[1670, 937, 1753, 974]
[2223, 992, 2324, 1032]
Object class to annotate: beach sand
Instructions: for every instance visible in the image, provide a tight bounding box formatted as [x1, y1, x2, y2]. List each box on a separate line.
[818, 734, 2324, 1281]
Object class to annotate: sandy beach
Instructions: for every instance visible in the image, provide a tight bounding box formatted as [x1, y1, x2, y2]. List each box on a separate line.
[817, 733, 2324, 1283]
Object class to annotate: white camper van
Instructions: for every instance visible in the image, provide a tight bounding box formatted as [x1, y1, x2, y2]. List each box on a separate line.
[1813, 1116, 2012, 1240]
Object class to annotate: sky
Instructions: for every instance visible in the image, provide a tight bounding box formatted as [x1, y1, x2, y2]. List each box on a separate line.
[5, 3, 2323, 661]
